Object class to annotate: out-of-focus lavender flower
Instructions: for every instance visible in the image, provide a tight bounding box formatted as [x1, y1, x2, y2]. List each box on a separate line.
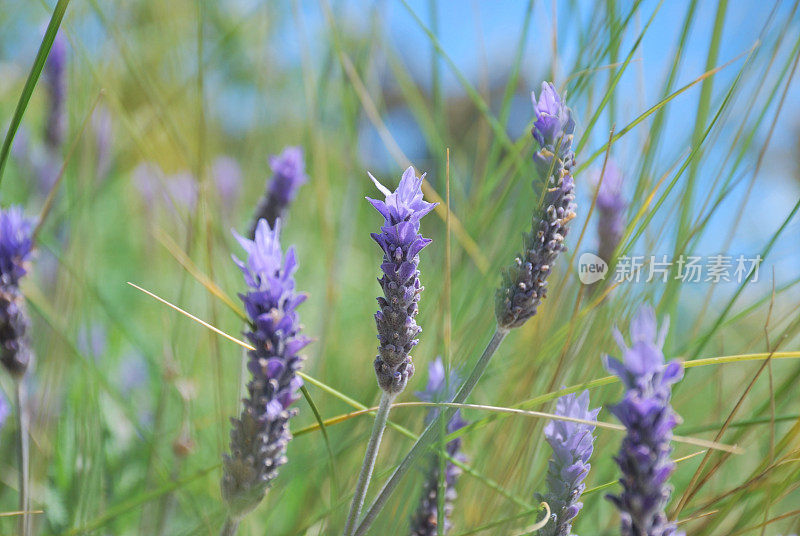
[92, 104, 114, 181]
[594, 160, 626, 264]
[249, 146, 307, 238]
[409, 358, 467, 536]
[132, 163, 197, 216]
[221, 219, 310, 519]
[537, 391, 599, 536]
[0, 390, 9, 430]
[77, 324, 106, 362]
[213, 156, 242, 212]
[132, 162, 161, 206]
[603, 305, 685, 536]
[166, 172, 198, 214]
[0, 207, 34, 287]
[118, 351, 149, 396]
[0, 207, 35, 377]
[367, 167, 436, 395]
[496, 82, 576, 330]
[44, 31, 68, 152]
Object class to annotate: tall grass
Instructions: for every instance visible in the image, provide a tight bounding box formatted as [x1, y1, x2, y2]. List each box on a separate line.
[0, 0, 799, 535]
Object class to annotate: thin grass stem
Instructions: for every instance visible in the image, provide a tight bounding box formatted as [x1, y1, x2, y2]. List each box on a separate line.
[343, 391, 396, 536]
[16, 380, 31, 536]
[353, 327, 509, 536]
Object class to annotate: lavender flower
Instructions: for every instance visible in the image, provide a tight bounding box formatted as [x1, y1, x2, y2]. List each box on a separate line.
[595, 160, 626, 264]
[367, 167, 436, 395]
[44, 31, 68, 153]
[221, 219, 310, 519]
[249, 147, 308, 238]
[0, 207, 35, 377]
[496, 82, 577, 329]
[410, 358, 467, 536]
[537, 391, 599, 536]
[603, 305, 685, 536]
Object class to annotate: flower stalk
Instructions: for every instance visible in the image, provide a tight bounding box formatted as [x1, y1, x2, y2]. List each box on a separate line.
[344, 167, 436, 535]
[355, 81, 577, 536]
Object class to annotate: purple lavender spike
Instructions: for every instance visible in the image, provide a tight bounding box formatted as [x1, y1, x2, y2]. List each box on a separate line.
[537, 391, 599, 536]
[367, 167, 437, 395]
[221, 219, 310, 519]
[409, 358, 467, 536]
[0, 207, 35, 377]
[249, 147, 307, 238]
[496, 82, 576, 329]
[595, 160, 626, 264]
[603, 305, 685, 536]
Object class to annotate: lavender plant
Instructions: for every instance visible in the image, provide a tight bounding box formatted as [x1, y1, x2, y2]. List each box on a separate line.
[0, 206, 35, 378]
[409, 358, 467, 536]
[220, 219, 310, 534]
[353, 83, 578, 536]
[0, 206, 35, 536]
[496, 82, 576, 330]
[343, 167, 436, 536]
[249, 146, 308, 238]
[595, 159, 626, 265]
[536, 391, 599, 536]
[603, 305, 685, 536]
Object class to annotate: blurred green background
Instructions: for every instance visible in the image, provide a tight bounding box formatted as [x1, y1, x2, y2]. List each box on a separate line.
[1, 0, 799, 534]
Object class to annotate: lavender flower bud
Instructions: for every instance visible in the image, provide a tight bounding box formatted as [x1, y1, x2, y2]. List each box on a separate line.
[249, 147, 308, 238]
[595, 160, 626, 264]
[496, 82, 576, 330]
[0, 206, 35, 378]
[537, 391, 599, 536]
[44, 31, 68, 152]
[603, 305, 685, 536]
[409, 358, 467, 536]
[531, 82, 576, 153]
[221, 219, 310, 518]
[367, 167, 437, 395]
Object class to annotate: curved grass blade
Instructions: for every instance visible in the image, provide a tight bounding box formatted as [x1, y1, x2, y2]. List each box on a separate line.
[0, 0, 72, 186]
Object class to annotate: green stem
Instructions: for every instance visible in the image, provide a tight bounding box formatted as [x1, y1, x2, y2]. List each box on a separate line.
[343, 391, 396, 536]
[16, 380, 31, 536]
[353, 327, 508, 536]
[220, 516, 239, 536]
